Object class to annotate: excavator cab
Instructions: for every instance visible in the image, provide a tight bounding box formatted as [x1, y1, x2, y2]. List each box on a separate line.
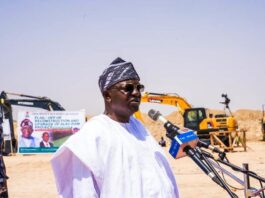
[183, 107, 220, 142]
[183, 108, 207, 131]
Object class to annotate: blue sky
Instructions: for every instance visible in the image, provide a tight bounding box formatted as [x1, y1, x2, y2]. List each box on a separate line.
[1, 1, 265, 116]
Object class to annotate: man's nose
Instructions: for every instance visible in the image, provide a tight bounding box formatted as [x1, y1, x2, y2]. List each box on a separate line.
[131, 87, 141, 96]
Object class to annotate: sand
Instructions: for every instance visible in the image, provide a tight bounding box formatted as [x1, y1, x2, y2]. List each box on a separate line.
[3, 109, 265, 197]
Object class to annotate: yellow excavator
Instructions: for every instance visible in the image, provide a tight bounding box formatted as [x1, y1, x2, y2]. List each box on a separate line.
[135, 92, 238, 140]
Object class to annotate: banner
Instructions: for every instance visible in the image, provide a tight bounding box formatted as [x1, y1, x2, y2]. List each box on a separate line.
[17, 110, 86, 154]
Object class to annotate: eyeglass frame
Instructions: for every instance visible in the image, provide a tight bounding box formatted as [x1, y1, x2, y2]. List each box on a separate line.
[110, 83, 145, 94]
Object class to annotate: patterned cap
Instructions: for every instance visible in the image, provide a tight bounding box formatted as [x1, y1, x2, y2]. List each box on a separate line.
[98, 57, 140, 93]
[20, 119, 33, 128]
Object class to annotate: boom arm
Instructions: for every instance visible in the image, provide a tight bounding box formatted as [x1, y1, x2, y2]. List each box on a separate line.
[135, 92, 192, 123]
[141, 92, 192, 114]
[1, 91, 65, 111]
[7, 99, 65, 111]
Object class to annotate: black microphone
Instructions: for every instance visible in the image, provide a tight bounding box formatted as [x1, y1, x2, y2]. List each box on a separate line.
[148, 109, 224, 155]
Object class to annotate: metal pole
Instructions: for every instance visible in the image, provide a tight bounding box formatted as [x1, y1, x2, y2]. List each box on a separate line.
[243, 163, 250, 198]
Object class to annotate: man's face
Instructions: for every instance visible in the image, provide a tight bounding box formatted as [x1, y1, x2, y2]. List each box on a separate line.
[42, 133, 50, 142]
[21, 126, 33, 138]
[107, 79, 144, 118]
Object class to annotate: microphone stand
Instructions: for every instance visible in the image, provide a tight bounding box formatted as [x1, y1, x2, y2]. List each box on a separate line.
[194, 147, 238, 197]
[201, 150, 265, 183]
[200, 149, 265, 197]
[166, 133, 238, 197]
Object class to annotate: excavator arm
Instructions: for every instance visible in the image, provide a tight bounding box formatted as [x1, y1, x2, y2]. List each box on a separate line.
[1, 91, 65, 111]
[141, 92, 192, 114]
[135, 92, 192, 123]
[7, 99, 64, 111]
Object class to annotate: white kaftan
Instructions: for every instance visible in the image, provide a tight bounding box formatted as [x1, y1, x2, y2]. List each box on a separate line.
[51, 114, 179, 198]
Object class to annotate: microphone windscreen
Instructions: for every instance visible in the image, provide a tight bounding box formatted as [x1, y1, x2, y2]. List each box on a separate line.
[148, 109, 161, 121]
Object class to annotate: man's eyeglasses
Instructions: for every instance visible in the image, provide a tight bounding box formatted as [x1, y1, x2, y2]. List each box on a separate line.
[112, 83, 145, 94]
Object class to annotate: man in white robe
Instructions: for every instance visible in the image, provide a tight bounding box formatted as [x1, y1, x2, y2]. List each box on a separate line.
[18, 119, 39, 148]
[51, 57, 179, 198]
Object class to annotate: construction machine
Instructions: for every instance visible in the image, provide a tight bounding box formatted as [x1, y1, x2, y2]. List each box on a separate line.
[0, 91, 65, 197]
[135, 92, 238, 140]
[0, 91, 65, 154]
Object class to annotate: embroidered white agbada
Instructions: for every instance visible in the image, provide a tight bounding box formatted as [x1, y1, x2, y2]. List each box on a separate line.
[51, 114, 179, 198]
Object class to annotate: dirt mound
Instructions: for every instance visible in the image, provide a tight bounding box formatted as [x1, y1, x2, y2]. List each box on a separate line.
[234, 109, 263, 140]
[234, 109, 262, 121]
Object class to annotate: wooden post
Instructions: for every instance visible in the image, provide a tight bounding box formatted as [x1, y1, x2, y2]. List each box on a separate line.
[209, 131, 233, 151]
[242, 130, 247, 151]
[262, 122, 265, 141]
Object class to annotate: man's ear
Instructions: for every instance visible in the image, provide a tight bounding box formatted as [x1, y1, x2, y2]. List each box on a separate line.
[103, 90, 111, 102]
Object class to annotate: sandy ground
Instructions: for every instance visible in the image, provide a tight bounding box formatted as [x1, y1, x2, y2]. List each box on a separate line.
[3, 141, 265, 198]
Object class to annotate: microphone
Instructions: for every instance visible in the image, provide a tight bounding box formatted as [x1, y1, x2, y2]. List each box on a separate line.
[148, 109, 222, 184]
[148, 109, 224, 155]
[148, 109, 198, 158]
[148, 109, 180, 139]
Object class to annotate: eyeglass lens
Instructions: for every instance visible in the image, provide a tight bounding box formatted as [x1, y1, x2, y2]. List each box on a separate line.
[123, 84, 145, 93]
